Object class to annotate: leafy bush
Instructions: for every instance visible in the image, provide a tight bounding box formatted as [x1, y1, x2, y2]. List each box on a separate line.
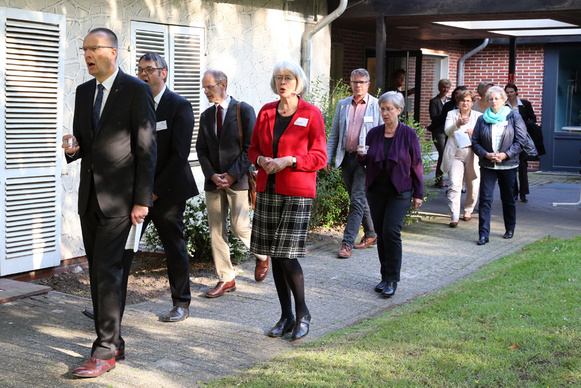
[144, 192, 248, 262]
[306, 78, 352, 228]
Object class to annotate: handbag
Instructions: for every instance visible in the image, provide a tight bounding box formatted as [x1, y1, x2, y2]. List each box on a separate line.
[237, 102, 257, 210]
[523, 131, 539, 161]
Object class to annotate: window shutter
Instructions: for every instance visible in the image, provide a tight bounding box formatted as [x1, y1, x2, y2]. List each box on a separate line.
[169, 26, 205, 162]
[0, 8, 65, 275]
[131, 21, 205, 163]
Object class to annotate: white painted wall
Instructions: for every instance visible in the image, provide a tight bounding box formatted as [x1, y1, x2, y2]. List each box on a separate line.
[1, 0, 331, 260]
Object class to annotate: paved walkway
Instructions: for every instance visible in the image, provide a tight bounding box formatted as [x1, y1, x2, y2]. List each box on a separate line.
[0, 172, 579, 387]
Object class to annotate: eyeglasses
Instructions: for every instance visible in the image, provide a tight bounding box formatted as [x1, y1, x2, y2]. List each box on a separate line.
[80, 45, 115, 53]
[201, 83, 220, 91]
[350, 81, 369, 85]
[137, 67, 162, 75]
[275, 75, 295, 82]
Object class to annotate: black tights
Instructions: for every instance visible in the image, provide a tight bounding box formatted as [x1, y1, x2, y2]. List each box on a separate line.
[271, 257, 309, 320]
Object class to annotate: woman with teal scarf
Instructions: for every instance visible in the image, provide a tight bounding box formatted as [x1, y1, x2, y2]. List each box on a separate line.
[471, 86, 528, 246]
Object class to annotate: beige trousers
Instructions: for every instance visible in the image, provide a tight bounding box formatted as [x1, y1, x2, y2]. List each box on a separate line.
[206, 188, 266, 282]
[447, 147, 480, 222]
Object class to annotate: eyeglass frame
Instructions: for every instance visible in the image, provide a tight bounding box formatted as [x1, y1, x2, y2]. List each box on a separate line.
[136, 67, 164, 75]
[80, 45, 116, 53]
[201, 83, 221, 91]
[274, 75, 296, 82]
[350, 80, 369, 85]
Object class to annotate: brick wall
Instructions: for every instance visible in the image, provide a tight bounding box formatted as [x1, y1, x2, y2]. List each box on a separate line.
[332, 31, 545, 171]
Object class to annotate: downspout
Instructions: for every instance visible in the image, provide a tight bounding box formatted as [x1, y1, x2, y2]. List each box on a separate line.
[457, 39, 489, 86]
[301, 0, 348, 82]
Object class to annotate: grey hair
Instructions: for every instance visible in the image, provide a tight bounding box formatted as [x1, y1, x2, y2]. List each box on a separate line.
[204, 70, 228, 86]
[485, 85, 507, 101]
[378, 91, 405, 110]
[438, 78, 451, 89]
[477, 81, 494, 97]
[350, 68, 370, 82]
[139, 53, 168, 81]
[270, 61, 308, 95]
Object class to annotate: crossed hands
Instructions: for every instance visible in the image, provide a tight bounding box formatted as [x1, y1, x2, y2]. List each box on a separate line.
[212, 172, 236, 189]
[486, 152, 507, 163]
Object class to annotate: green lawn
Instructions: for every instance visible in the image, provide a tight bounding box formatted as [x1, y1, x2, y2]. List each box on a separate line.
[205, 236, 581, 387]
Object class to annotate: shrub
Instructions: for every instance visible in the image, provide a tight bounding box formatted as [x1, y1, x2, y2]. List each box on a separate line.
[306, 78, 352, 228]
[143, 192, 248, 263]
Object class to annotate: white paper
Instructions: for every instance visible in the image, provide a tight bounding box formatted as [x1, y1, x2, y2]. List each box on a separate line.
[294, 117, 309, 127]
[156, 120, 168, 131]
[360, 126, 367, 146]
[125, 222, 143, 252]
[454, 130, 472, 148]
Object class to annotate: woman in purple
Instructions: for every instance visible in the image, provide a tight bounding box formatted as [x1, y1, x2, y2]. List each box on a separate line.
[357, 91, 423, 299]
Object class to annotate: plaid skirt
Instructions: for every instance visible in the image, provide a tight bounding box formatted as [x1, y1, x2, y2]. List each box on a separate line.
[250, 182, 313, 259]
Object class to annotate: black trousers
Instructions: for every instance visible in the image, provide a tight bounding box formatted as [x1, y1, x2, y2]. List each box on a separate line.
[366, 189, 412, 283]
[432, 131, 447, 182]
[121, 199, 191, 316]
[80, 183, 131, 360]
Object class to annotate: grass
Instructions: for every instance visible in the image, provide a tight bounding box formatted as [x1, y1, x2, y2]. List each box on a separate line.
[204, 236, 581, 387]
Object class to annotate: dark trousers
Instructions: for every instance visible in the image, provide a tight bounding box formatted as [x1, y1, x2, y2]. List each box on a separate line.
[366, 189, 412, 283]
[340, 152, 376, 246]
[121, 199, 191, 315]
[432, 131, 447, 182]
[478, 167, 517, 238]
[80, 183, 132, 360]
[514, 154, 529, 197]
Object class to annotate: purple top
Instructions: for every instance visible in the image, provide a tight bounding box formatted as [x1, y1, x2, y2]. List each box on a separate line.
[356, 121, 424, 199]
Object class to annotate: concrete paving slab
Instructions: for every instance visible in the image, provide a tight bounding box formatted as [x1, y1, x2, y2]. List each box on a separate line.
[0, 173, 579, 387]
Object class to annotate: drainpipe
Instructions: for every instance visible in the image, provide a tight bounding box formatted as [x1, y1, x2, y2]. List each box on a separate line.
[301, 0, 348, 82]
[457, 39, 489, 86]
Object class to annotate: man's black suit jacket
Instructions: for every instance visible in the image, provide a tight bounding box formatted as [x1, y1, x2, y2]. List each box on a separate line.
[153, 88, 198, 203]
[196, 97, 256, 191]
[68, 70, 157, 217]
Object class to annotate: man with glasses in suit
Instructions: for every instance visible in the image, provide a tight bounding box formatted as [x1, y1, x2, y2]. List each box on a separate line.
[196, 70, 269, 298]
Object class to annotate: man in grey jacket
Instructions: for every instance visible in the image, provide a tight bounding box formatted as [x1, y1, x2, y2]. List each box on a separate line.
[325, 69, 381, 258]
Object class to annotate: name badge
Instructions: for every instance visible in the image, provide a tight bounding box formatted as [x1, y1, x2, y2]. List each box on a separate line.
[364, 116, 374, 123]
[156, 120, 168, 131]
[294, 117, 309, 127]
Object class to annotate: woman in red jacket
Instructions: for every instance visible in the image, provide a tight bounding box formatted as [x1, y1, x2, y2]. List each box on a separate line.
[249, 61, 327, 341]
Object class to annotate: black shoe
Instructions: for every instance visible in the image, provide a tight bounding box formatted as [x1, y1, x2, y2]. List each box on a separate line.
[520, 195, 528, 203]
[374, 281, 388, 293]
[162, 306, 189, 322]
[82, 309, 95, 320]
[267, 316, 295, 337]
[503, 230, 514, 239]
[291, 314, 311, 341]
[477, 236, 489, 245]
[380, 282, 397, 298]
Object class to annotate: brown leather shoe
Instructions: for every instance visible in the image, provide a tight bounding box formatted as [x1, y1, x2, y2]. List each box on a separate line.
[463, 214, 472, 221]
[337, 243, 352, 258]
[435, 181, 449, 188]
[114, 349, 125, 361]
[449, 221, 458, 228]
[254, 257, 270, 282]
[205, 279, 236, 298]
[72, 357, 115, 378]
[353, 236, 376, 249]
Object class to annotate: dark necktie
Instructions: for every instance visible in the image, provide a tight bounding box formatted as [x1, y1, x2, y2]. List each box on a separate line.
[93, 84, 104, 133]
[216, 105, 223, 138]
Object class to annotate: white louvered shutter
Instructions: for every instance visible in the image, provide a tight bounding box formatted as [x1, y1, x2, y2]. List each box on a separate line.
[131, 22, 205, 163]
[0, 8, 65, 275]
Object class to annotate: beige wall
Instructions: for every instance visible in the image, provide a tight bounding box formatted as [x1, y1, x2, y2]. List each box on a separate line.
[2, 0, 331, 259]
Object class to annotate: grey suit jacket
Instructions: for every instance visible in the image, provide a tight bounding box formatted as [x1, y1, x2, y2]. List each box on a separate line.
[326, 94, 381, 168]
[196, 97, 256, 191]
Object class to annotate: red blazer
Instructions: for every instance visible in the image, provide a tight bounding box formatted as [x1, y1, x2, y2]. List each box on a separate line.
[249, 98, 327, 198]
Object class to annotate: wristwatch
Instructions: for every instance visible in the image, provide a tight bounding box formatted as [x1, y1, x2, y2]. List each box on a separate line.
[291, 156, 297, 168]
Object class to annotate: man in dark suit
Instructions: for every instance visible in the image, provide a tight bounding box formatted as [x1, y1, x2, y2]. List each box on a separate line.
[428, 78, 451, 188]
[196, 70, 269, 298]
[81, 53, 198, 323]
[62, 28, 156, 378]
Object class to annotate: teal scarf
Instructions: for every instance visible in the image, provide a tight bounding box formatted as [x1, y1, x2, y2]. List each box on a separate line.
[483, 106, 511, 124]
